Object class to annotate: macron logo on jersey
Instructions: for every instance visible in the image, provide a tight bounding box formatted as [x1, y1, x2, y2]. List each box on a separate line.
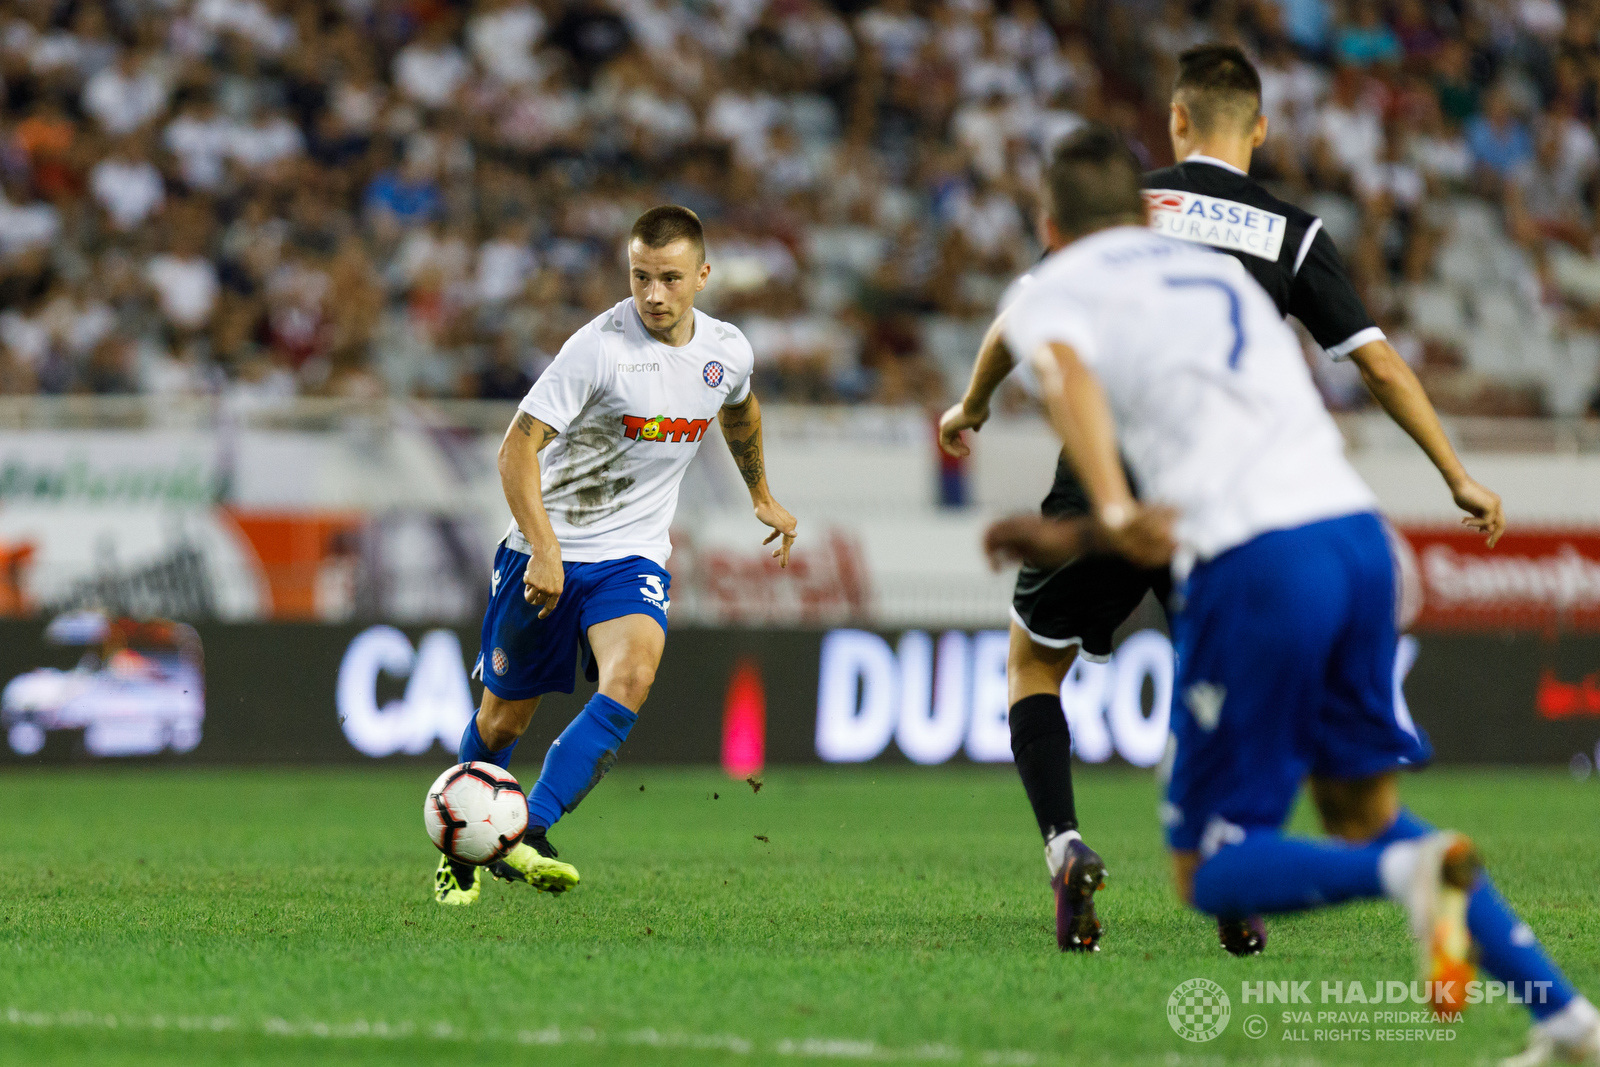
[1144, 189, 1286, 262]
[622, 414, 711, 442]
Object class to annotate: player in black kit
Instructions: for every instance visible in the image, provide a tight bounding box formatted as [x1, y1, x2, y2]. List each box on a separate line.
[941, 44, 1506, 956]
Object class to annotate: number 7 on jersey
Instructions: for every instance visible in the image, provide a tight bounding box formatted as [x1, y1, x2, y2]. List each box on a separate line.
[1165, 276, 1245, 370]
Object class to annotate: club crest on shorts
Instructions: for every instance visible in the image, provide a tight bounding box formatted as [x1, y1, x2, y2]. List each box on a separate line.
[702, 360, 724, 388]
[491, 648, 509, 675]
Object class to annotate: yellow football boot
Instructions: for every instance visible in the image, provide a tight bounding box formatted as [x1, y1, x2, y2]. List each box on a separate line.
[433, 855, 481, 906]
[488, 830, 580, 894]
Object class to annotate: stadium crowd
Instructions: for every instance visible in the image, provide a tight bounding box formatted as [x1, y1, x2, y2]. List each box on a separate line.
[1, 0, 1600, 414]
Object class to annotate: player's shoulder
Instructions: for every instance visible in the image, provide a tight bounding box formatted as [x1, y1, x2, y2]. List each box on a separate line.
[583, 299, 634, 340]
[558, 300, 638, 361]
[1142, 161, 1317, 226]
[694, 309, 755, 367]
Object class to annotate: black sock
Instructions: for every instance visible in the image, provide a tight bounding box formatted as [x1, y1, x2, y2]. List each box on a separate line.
[1009, 693, 1078, 840]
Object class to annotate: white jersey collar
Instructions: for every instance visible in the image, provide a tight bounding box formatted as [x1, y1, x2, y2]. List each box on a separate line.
[1184, 153, 1249, 177]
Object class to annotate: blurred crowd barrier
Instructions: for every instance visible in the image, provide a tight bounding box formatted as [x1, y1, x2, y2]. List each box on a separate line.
[4, 397, 1600, 629]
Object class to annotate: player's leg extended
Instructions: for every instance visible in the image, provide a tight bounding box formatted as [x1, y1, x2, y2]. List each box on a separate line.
[1006, 622, 1106, 952]
[1313, 777, 1599, 1062]
[524, 613, 661, 834]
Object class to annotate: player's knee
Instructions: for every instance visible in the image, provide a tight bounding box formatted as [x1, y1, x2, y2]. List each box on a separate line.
[603, 659, 656, 708]
[479, 694, 538, 749]
[1311, 775, 1399, 843]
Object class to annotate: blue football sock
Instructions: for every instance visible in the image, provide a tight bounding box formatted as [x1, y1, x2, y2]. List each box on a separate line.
[1359, 807, 1576, 1019]
[1191, 831, 1384, 917]
[1468, 879, 1577, 1020]
[458, 713, 516, 769]
[527, 693, 637, 831]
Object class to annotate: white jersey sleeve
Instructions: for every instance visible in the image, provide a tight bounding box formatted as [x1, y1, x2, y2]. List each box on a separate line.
[518, 320, 612, 434]
[722, 325, 755, 405]
[1002, 285, 1101, 370]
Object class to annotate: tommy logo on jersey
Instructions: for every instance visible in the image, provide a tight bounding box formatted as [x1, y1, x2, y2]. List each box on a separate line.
[1144, 189, 1286, 262]
[703, 360, 724, 387]
[622, 414, 711, 442]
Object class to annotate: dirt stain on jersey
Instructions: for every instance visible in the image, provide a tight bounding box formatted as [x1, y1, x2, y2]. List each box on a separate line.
[549, 413, 636, 528]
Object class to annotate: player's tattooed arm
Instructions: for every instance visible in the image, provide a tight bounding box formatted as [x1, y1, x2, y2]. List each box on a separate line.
[718, 390, 799, 567]
[718, 393, 765, 489]
[512, 411, 560, 450]
[500, 411, 564, 617]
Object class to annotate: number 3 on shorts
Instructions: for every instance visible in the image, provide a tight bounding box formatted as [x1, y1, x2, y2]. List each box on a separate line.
[639, 574, 667, 609]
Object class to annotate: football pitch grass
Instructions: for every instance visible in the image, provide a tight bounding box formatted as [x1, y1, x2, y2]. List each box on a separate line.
[1, 766, 1595, 1067]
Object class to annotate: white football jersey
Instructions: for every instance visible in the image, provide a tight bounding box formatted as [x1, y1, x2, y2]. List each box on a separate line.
[1002, 225, 1376, 572]
[509, 298, 754, 566]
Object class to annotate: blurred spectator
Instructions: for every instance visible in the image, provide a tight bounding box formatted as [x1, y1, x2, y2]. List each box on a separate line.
[395, 18, 469, 110]
[1468, 86, 1535, 185]
[364, 157, 442, 228]
[82, 50, 168, 135]
[90, 139, 164, 231]
[147, 220, 221, 335]
[469, 0, 545, 86]
[469, 334, 536, 399]
[0, 0, 1586, 417]
[1335, 0, 1402, 69]
[165, 95, 236, 192]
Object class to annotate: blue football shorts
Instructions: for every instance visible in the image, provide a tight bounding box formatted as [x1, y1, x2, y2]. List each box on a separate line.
[473, 544, 671, 701]
[1163, 511, 1432, 854]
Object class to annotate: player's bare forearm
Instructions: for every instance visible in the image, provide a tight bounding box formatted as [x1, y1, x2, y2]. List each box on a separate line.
[963, 316, 1017, 412]
[1348, 340, 1505, 546]
[499, 411, 560, 544]
[718, 391, 772, 498]
[1348, 340, 1465, 485]
[939, 316, 1016, 457]
[499, 411, 565, 615]
[718, 391, 799, 566]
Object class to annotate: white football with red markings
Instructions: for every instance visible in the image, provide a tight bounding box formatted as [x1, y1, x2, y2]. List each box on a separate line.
[424, 762, 529, 865]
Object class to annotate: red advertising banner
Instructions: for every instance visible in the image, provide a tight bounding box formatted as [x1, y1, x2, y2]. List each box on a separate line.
[1399, 526, 1600, 632]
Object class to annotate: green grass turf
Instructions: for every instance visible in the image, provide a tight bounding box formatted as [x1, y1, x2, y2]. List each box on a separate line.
[0, 765, 1595, 1067]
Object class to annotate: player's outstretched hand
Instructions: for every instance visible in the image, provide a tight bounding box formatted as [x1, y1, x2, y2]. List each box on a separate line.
[522, 542, 565, 618]
[983, 514, 1091, 570]
[1450, 476, 1505, 548]
[938, 401, 987, 458]
[755, 497, 798, 568]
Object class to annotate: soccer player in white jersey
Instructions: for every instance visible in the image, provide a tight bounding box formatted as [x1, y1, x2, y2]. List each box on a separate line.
[988, 126, 1598, 1066]
[434, 206, 798, 905]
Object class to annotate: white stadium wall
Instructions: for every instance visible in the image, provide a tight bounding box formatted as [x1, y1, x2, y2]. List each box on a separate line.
[3, 401, 1599, 628]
